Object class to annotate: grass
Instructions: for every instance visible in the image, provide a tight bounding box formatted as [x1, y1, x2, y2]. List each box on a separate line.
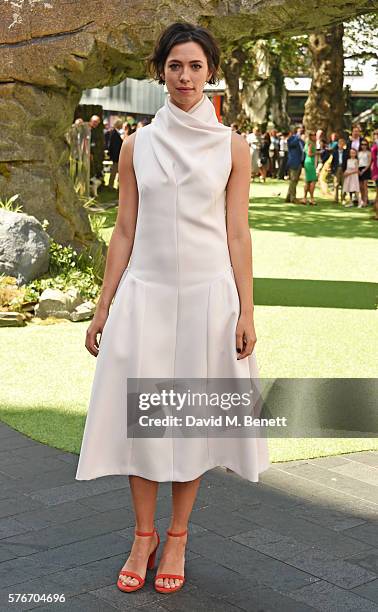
[1, 178, 377, 462]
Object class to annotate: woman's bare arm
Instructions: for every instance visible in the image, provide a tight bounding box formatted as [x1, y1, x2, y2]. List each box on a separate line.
[226, 132, 256, 359]
[85, 132, 139, 356]
[96, 132, 139, 313]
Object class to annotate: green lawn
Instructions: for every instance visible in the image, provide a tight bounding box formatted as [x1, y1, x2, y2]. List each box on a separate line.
[1, 179, 377, 462]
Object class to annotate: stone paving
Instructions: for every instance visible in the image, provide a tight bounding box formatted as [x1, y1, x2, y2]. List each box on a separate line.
[0, 421, 377, 611]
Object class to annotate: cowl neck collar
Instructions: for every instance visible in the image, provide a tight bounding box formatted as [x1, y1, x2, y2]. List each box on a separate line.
[166, 93, 217, 124]
[150, 92, 230, 185]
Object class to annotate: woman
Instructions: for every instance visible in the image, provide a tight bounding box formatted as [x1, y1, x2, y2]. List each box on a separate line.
[358, 139, 372, 207]
[268, 129, 279, 178]
[246, 126, 261, 181]
[343, 148, 362, 207]
[75, 21, 270, 595]
[317, 138, 331, 196]
[121, 121, 134, 138]
[301, 131, 318, 205]
[315, 129, 324, 167]
[328, 132, 339, 151]
[259, 132, 270, 182]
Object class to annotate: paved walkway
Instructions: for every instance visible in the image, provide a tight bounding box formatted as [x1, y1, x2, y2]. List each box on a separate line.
[0, 421, 377, 611]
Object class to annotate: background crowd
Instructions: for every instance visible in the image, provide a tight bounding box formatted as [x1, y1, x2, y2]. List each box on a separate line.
[237, 123, 378, 219]
[80, 113, 378, 222]
[103, 116, 149, 188]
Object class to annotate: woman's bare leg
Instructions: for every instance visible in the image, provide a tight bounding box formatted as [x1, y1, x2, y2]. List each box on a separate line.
[361, 181, 368, 205]
[301, 182, 309, 203]
[155, 477, 202, 590]
[309, 181, 316, 202]
[118, 476, 159, 587]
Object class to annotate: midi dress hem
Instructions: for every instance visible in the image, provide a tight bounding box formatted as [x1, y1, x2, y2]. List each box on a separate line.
[75, 457, 271, 484]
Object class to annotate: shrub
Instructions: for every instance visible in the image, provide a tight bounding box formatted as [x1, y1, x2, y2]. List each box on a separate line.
[23, 240, 102, 304]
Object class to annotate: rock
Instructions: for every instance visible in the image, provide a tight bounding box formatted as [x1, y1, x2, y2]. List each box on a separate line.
[65, 287, 85, 310]
[0, 209, 50, 284]
[70, 300, 96, 321]
[34, 287, 85, 319]
[0, 311, 26, 327]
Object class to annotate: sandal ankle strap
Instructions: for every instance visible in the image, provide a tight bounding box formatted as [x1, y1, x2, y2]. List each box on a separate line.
[135, 527, 156, 536]
[166, 528, 188, 537]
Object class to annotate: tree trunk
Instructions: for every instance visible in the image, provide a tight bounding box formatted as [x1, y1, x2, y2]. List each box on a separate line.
[221, 47, 247, 126]
[241, 41, 290, 131]
[267, 52, 290, 131]
[241, 40, 269, 130]
[303, 24, 345, 137]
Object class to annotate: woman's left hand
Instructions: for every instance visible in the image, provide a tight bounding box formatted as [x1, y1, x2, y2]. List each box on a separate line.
[236, 312, 257, 359]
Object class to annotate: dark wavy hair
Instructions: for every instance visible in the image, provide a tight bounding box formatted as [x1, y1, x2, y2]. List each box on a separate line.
[146, 21, 221, 86]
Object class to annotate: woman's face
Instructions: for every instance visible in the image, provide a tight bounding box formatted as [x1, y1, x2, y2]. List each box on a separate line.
[161, 42, 212, 110]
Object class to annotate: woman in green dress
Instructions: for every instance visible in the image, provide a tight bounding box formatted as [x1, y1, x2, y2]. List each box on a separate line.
[301, 132, 318, 205]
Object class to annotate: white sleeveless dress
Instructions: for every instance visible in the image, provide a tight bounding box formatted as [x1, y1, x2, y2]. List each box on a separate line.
[75, 93, 270, 483]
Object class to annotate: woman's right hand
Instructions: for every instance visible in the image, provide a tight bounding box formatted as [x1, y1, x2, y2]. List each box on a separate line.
[85, 307, 109, 357]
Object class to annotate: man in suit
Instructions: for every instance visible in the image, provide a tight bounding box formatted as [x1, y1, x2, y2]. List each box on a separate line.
[331, 137, 348, 203]
[347, 124, 364, 153]
[285, 130, 304, 203]
[108, 119, 123, 190]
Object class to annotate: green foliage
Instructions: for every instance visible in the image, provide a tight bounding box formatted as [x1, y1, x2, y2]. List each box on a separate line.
[80, 195, 97, 209]
[0, 193, 23, 212]
[267, 35, 310, 77]
[18, 240, 103, 309]
[226, 34, 310, 84]
[28, 240, 101, 302]
[23, 270, 99, 305]
[344, 13, 378, 64]
[88, 212, 107, 238]
[49, 241, 80, 276]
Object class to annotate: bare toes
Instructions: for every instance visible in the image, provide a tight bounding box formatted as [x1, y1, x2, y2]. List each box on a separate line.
[121, 576, 138, 586]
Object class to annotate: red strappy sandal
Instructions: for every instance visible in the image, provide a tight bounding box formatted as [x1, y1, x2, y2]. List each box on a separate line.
[117, 527, 160, 592]
[154, 528, 187, 594]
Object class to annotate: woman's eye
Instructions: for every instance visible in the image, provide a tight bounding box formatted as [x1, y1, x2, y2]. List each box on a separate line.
[169, 64, 202, 70]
